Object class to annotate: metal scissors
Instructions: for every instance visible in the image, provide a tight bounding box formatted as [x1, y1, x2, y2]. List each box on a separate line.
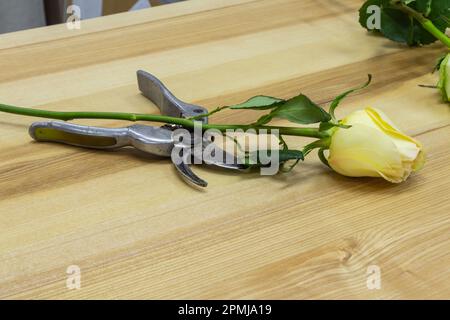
[28, 70, 245, 187]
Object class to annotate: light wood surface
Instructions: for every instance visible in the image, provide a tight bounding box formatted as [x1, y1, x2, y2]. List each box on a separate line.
[0, 0, 449, 299]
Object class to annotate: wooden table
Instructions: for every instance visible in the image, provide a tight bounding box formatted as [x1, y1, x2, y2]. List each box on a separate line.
[0, 0, 449, 299]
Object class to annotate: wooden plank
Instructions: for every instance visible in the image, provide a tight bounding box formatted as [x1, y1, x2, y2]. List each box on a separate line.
[0, 0, 256, 50]
[0, 0, 361, 83]
[0, 0, 448, 299]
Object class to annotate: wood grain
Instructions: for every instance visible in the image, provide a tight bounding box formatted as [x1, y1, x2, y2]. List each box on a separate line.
[0, 0, 449, 299]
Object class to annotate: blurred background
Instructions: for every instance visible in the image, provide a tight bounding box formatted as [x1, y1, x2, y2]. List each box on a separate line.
[0, 0, 184, 34]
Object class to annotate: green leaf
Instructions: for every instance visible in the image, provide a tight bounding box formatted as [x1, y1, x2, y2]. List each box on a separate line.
[441, 14, 450, 26]
[319, 122, 336, 132]
[329, 74, 372, 119]
[278, 149, 304, 163]
[359, 0, 450, 46]
[401, 0, 432, 16]
[383, 6, 417, 44]
[427, 0, 450, 33]
[254, 114, 273, 126]
[415, 0, 432, 16]
[267, 94, 331, 125]
[229, 95, 284, 110]
[359, 0, 391, 33]
[279, 149, 305, 172]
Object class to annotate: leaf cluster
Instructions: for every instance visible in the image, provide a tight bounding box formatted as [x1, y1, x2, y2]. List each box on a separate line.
[359, 0, 450, 46]
[217, 75, 372, 170]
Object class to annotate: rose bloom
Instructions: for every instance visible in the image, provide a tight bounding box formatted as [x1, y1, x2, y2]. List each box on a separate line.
[327, 107, 424, 183]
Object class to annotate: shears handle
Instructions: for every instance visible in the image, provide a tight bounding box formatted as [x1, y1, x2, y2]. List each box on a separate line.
[29, 121, 175, 157]
[137, 70, 208, 122]
[29, 121, 127, 149]
[29, 121, 209, 187]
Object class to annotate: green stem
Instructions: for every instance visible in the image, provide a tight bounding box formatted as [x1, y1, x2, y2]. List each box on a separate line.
[302, 138, 331, 156]
[0, 103, 327, 139]
[393, 1, 450, 48]
[318, 148, 331, 168]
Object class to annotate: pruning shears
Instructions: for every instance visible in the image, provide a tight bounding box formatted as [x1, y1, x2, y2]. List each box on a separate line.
[28, 70, 245, 187]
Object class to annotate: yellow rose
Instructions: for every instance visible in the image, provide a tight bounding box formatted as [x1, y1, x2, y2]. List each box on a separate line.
[327, 107, 425, 183]
[437, 53, 449, 102]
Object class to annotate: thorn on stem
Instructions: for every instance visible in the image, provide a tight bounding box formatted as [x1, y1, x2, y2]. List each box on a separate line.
[418, 84, 438, 89]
